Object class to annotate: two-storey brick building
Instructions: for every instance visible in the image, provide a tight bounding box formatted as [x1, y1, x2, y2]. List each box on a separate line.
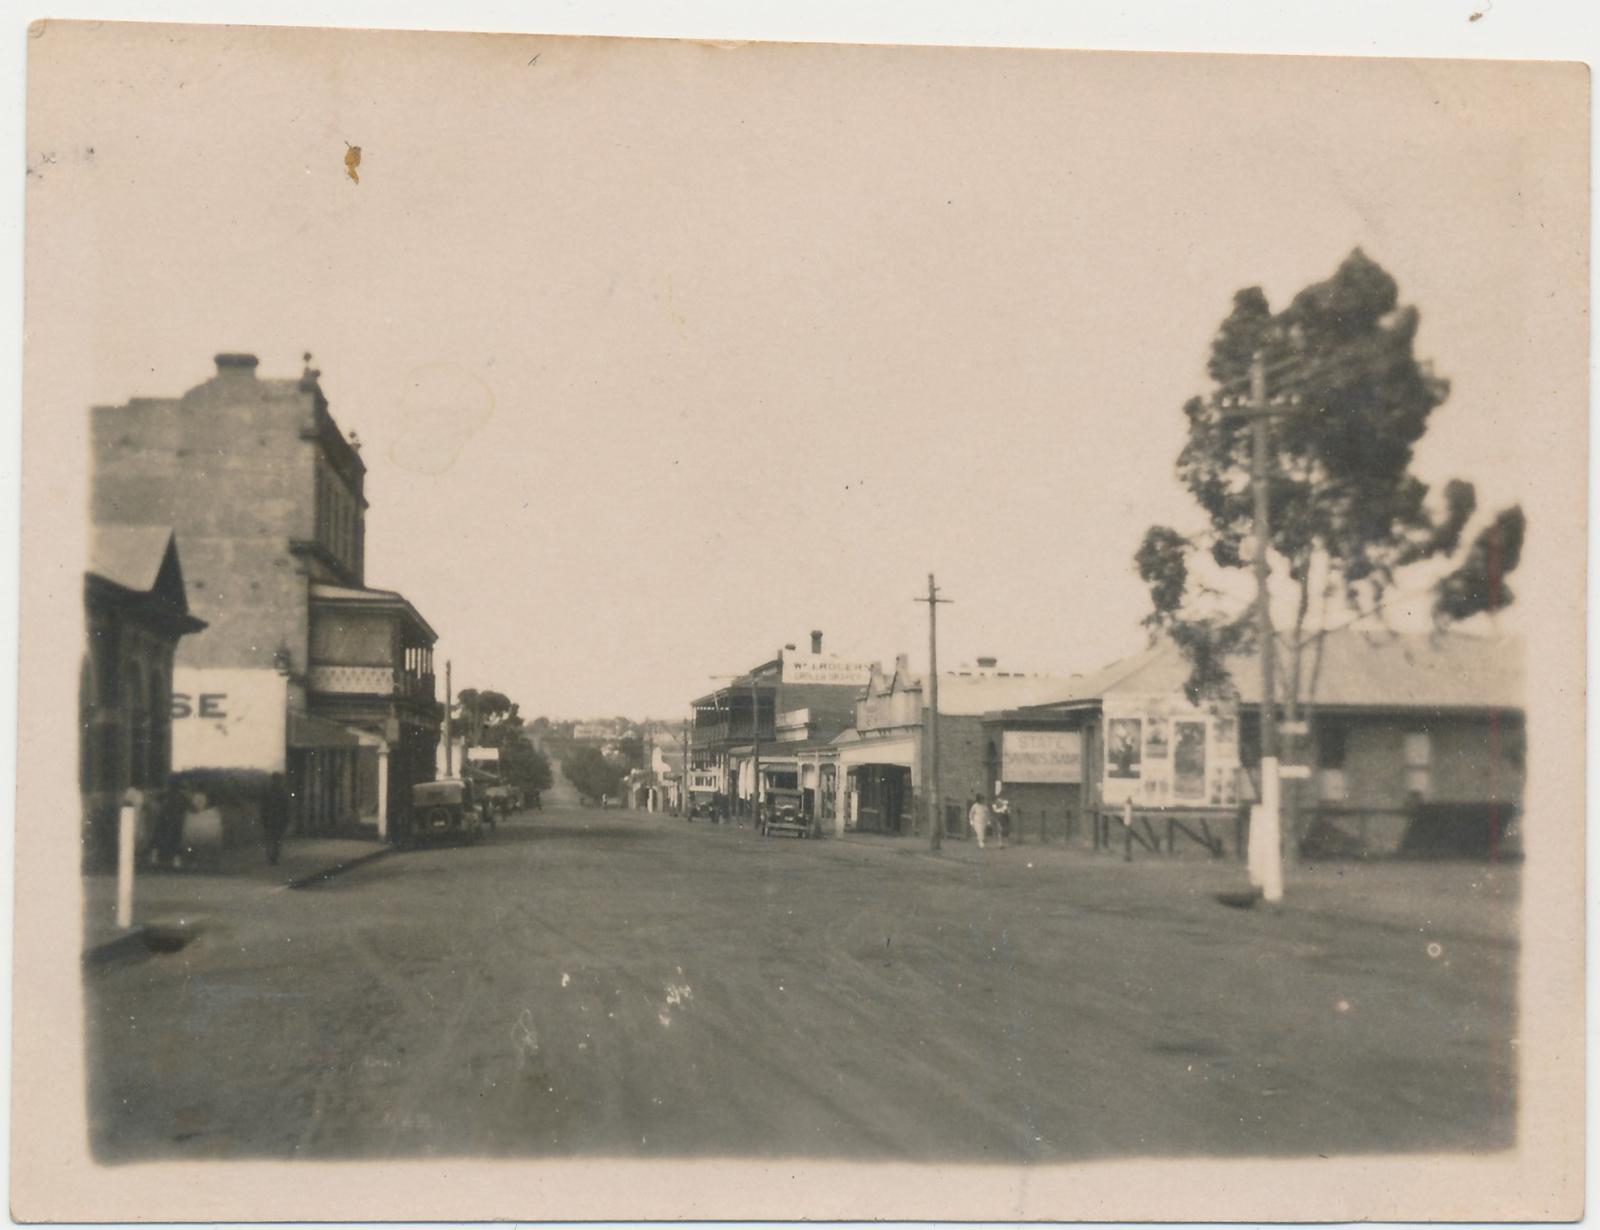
[91, 353, 442, 840]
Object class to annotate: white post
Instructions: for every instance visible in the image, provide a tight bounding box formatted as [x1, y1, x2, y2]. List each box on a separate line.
[1249, 759, 1285, 903]
[116, 794, 139, 930]
[376, 745, 390, 840]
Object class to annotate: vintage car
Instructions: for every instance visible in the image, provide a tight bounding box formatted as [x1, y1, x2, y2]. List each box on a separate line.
[759, 788, 812, 838]
[483, 784, 516, 818]
[402, 778, 489, 846]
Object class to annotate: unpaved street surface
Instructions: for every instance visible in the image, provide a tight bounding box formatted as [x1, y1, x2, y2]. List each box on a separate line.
[87, 804, 1516, 1162]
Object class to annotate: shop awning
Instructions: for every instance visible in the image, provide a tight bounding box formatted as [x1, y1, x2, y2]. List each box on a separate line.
[835, 733, 917, 769]
[288, 710, 363, 750]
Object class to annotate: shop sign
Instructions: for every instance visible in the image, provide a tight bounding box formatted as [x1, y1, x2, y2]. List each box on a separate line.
[781, 651, 877, 686]
[171, 667, 288, 772]
[1001, 730, 1083, 783]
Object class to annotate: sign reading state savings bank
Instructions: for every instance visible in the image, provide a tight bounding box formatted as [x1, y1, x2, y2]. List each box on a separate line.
[1002, 730, 1084, 783]
[171, 667, 288, 773]
[780, 650, 877, 687]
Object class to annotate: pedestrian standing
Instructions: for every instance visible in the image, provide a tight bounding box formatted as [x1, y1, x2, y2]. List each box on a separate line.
[968, 793, 992, 849]
[260, 772, 290, 866]
[991, 790, 1011, 849]
[153, 785, 190, 869]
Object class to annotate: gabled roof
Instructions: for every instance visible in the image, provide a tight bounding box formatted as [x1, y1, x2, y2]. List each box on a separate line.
[1263, 628, 1523, 710]
[1013, 629, 1524, 715]
[89, 525, 181, 594]
[86, 525, 206, 633]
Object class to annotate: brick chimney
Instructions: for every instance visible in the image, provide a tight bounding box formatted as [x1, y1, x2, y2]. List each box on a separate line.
[214, 353, 259, 378]
[810, 630, 823, 653]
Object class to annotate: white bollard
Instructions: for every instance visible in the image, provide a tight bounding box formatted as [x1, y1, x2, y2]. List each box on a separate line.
[116, 799, 138, 929]
[1247, 758, 1284, 904]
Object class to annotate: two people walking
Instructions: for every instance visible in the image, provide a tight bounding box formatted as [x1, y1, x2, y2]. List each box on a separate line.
[968, 789, 1011, 849]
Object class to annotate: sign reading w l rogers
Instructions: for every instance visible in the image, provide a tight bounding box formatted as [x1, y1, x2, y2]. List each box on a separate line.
[781, 653, 877, 686]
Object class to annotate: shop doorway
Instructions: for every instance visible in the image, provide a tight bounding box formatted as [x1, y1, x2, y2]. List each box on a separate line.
[856, 764, 911, 834]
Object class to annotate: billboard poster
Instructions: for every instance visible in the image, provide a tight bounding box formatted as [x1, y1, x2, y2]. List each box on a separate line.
[1001, 730, 1084, 783]
[1172, 720, 1208, 801]
[1102, 692, 1240, 808]
[1144, 716, 1170, 760]
[1106, 718, 1143, 779]
[171, 667, 288, 773]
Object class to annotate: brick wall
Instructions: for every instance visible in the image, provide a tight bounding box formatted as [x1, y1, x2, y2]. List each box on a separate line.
[91, 368, 318, 675]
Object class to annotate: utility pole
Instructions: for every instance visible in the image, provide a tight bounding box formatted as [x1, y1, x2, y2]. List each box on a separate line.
[750, 679, 762, 829]
[1247, 351, 1284, 904]
[645, 722, 655, 811]
[444, 659, 454, 777]
[709, 673, 763, 826]
[914, 574, 953, 852]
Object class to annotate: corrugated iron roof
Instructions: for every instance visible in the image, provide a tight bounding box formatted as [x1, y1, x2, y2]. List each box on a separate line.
[933, 672, 1087, 716]
[863, 662, 1086, 717]
[310, 582, 439, 643]
[1014, 629, 1523, 714]
[287, 709, 363, 749]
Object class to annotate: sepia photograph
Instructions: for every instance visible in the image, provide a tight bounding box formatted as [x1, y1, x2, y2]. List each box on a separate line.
[10, 10, 1589, 1223]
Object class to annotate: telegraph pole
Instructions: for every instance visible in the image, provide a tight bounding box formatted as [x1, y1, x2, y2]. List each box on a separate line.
[444, 659, 454, 776]
[709, 673, 764, 826]
[1248, 352, 1284, 904]
[914, 574, 953, 852]
[645, 722, 654, 811]
[750, 679, 762, 829]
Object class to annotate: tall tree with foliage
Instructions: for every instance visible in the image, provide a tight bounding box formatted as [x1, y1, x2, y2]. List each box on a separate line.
[502, 736, 554, 793]
[453, 687, 520, 746]
[563, 745, 625, 805]
[1136, 249, 1524, 735]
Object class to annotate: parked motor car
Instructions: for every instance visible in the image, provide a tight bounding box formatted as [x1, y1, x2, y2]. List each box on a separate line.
[760, 788, 812, 838]
[400, 778, 488, 847]
[484, 784, 516, 818]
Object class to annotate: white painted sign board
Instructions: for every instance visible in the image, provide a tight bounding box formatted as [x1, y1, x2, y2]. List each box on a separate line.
[1001, 730, 1084, 783]
[170, 668, 288, 773]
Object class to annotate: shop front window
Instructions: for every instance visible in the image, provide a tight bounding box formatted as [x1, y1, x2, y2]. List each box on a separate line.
[1404, 731, 1433, 800]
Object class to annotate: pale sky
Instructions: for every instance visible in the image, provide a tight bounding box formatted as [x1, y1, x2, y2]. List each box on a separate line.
[27, 26, 1587, 717]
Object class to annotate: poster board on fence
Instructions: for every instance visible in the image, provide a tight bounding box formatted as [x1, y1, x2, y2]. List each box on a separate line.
[1101, 693, 1239, 809]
